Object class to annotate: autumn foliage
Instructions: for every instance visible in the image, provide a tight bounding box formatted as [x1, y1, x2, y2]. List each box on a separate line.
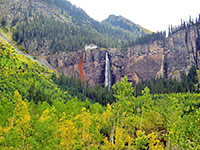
[0, 42, 200, 149]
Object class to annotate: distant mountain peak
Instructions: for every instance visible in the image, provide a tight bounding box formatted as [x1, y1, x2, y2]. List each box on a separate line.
[107, 15, 130, 20]
[105, 15, 136, 24]
[103, 15, 152, 35]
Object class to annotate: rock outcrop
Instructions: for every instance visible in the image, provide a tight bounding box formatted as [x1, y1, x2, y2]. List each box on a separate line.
[46, 42, 164, 87]
[46, 23, 200, 87]
[166, 24, 200, 80]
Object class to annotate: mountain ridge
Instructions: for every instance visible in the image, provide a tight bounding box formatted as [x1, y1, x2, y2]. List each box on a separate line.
[102, 15, 152, 37]
[0, 0, 151, 54]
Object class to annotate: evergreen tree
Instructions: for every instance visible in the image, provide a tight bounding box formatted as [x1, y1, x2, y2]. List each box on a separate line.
[1, 17, 6, 27]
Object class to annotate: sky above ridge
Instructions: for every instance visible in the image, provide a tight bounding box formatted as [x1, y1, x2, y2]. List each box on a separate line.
[69, 0, 200, 32]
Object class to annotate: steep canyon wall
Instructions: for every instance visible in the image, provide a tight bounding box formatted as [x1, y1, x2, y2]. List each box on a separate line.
[46, 23, 200, 87]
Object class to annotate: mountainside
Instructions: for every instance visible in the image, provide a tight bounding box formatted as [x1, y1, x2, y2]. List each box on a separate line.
[48, 21, 200, 87]
[1, 2, 200, 148]
[0, 41, 67, 103]
[0, 40, 114, 106]
[102, 15, 152, 38]
[1, 0, 200, 88]
[0, 42, 199, 150]
[1, 41, 199, 149]
[0, 0, 151, 54]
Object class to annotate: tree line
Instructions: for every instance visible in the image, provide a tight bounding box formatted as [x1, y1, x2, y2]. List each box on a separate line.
[134, 65, 199, 96]
[123, 31, 166, 48]
[12, 15, 118, 53]
[168, 14, 200, 36]
[51, 65, 199, 106]
[51, 73, 115, 106]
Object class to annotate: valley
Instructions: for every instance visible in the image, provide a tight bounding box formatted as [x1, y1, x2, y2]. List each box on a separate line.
[0, 0, 200, 149]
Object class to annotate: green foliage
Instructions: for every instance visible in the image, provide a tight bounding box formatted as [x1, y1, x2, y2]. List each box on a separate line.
[2, 26, 9, 33]
[1, 17, 6, 27]
[16, 45, 27, 53]
[12, 15, 118, 53]
[123, 31, 166, 48]
[0, 97, 14, 127]
[135, 130, 149, 149]
[0, 42, 68, 104]
[112, 76, 135, 115]
[169, 108, 200, 149]
[0, 44, 199, 149]
[113, 76, 135, 102]
[52, 74, 115, 105]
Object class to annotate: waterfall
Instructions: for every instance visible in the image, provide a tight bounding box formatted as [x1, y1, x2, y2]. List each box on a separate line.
[105, 52, 111, 90]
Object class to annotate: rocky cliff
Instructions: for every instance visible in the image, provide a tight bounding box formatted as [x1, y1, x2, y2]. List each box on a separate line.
[46, 23, 200, 87]
[166, 24, 200, 80]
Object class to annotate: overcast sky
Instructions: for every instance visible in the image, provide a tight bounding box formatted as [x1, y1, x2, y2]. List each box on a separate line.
[68, 0, 200, 32]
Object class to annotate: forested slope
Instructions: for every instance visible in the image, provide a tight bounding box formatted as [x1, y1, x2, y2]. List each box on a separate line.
[0, 42, 199, 149]
[0, 0, 151, 54]
[0, 42, 67, 103]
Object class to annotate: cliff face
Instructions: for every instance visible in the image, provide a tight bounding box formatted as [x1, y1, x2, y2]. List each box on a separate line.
[47, 49, 108, 87]
[46, 42, 164, 87]
[46, 23, 200, 87]
[166, 24, 200, 80]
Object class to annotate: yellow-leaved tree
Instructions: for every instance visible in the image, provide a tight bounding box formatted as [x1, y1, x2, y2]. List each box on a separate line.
[12, 90, 31, 131]
[59, 112, 77, 149]
[1, 90, 31, 149]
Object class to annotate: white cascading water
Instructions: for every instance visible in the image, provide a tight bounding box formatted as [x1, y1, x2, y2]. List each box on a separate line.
[105, 52, 111, 90]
